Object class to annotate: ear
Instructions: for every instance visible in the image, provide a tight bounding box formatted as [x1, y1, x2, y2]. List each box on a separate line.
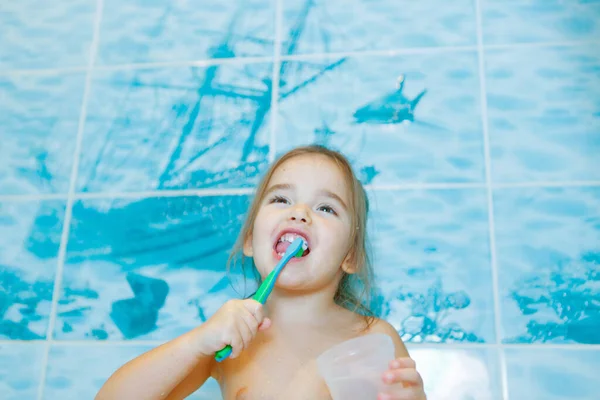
[242, 233, 254, 257]
[341, 250, 357, 274]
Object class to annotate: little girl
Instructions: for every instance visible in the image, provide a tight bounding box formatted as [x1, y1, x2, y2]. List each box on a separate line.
[96, 145, 426, 400]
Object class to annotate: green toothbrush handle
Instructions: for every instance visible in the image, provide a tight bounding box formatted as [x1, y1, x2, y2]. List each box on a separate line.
[213, 237, 304, 362]
[214, 345, 232, 362]
[213, 271, 275, 362]
[252, 269, 277, 304]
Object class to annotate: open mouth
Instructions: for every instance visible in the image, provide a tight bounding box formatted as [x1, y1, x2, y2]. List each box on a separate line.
[274, 232, 310, 258]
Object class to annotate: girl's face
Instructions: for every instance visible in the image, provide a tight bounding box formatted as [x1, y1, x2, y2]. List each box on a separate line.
[244, 154, 355, 292]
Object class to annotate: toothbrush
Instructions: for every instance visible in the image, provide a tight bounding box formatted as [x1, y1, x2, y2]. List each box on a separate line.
[214, 237, 307, 362]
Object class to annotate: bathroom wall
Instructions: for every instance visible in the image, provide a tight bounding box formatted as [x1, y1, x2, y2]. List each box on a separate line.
[1, 1, 599, 399]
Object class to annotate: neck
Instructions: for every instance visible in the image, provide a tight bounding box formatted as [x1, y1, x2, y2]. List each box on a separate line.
[264, 284, 341, 326]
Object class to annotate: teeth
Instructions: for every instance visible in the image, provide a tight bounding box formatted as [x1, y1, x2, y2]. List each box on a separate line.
[277, 233, 309, 250]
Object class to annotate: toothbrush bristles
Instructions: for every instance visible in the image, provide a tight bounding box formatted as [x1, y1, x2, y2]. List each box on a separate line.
[295, 240, 306, 258]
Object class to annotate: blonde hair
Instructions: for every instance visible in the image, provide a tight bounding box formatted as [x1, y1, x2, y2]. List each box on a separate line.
[227, 145, 377, 327]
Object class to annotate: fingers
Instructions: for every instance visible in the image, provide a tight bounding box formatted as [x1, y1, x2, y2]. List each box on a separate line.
[229, 300, 267, 359]
[243, 299, 265, 322]
[258, 317, 272, 331]
[239, 314, 256, 350]
[230, 316, 254, 358]
[243, 299, 271, 331]
[381, 357, 426, 399]
[228, 328, 244, 359]
[383, 368, 423, 387]
[389, 357, 416, 369]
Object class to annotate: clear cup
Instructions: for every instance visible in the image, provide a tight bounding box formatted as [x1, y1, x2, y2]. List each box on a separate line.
[316, 333, 395, 400]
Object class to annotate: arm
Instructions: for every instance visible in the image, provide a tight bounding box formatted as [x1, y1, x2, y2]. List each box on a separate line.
[95, 299, 269, 400]
[95, 326, 213, 400]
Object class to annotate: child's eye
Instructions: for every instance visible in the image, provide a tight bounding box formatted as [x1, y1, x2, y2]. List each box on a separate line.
[317, 204, 337, 215]
[269, 195, 289, 204]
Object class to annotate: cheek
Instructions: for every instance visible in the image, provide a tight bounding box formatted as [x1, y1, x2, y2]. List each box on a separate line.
[252, 211, 275, 243]
[321, 219, 352, 247]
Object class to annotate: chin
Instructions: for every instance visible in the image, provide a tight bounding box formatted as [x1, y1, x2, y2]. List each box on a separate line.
[272, 279, 311, 292]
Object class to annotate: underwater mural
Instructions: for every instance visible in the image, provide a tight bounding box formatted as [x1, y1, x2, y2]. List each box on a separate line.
[1, 0, 599, 399]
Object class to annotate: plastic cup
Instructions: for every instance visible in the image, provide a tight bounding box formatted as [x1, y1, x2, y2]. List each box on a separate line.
[316, 333, 395, 400]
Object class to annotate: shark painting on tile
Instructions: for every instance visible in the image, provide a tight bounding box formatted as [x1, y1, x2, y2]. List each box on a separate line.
[352, 73, 451, 135]
[353, 74, 427, 125]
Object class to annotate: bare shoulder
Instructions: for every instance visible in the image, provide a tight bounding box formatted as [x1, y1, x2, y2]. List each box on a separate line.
[366, 318, 410, 358]
[334, 309, 409, 358]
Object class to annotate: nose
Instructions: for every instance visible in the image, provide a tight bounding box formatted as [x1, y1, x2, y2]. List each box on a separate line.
[289, 204, 312, 224]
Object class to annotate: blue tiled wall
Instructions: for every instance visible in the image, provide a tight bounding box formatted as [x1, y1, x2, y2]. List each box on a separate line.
[1, 1, 599, 399]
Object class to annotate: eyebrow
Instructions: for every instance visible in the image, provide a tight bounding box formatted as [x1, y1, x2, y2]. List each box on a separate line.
[265, 183, 348, 211]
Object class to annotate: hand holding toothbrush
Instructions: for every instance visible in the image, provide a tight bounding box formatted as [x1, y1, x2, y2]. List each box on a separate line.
[194, 299, 271, 360]
[211, 237, 305, 362]
[378, 357, 426, 400]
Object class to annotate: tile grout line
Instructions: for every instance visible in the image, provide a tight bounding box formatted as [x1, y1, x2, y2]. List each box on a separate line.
[94, 56, 275, 72]
[4, 339, 600, 350]
[491, 180, 600, 188]
[279, 38, 600, 59]
[281, 44, 478, 59]
[0, 193, 70, 202]
[1, 38, 599, 76]
[35, 1, 104, 399]
[484, 38, 600, 51]
[407, 343, 600, 350]
[268, 0, 283, 164]
[2, 181, 600, 203]
[366, 183, 485, 190]
[474, 1, 509, 400]
[74, 187, 256, 199]
[0, 57, 274, 76]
